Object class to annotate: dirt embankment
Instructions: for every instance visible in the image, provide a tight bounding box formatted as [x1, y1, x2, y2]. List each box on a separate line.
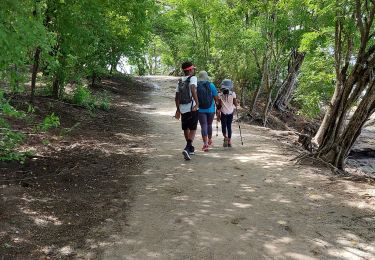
[0, 76, 151, 259]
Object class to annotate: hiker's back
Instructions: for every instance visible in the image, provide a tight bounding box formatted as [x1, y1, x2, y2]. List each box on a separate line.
[220, 90, 236, 114]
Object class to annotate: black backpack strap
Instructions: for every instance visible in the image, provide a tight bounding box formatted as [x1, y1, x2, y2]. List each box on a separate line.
[184, 75, 192, 85]
[186, 75, 194, 111]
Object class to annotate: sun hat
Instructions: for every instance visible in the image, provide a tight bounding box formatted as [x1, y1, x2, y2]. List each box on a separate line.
[198, 71, 209, 81]
[221, 79, 233, 90]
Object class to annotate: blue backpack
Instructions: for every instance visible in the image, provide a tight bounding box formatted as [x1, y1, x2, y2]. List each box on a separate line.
[197, 81, 213, 109]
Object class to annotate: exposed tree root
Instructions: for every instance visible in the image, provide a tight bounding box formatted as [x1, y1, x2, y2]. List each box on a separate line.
[291, 152, 346, 175]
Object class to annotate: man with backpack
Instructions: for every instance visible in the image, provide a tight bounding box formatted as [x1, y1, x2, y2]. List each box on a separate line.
[197, 71, 219, 152]
[175, 61, 199, 160]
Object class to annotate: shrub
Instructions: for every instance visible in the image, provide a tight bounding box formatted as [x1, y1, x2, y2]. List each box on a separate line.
[72, 85, 110, 111]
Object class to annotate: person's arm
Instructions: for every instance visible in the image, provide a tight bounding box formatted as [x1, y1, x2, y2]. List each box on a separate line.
[212, 83, 220, 114]
[191, 85, 199, 111]
[216, 98, 221, 121]
[214, 95, 219, 106]
[175, 92, 181, 119]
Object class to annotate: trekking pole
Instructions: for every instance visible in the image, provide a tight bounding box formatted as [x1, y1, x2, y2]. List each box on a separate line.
[236, 108, 244, 145]
[216, 117, 219, 137]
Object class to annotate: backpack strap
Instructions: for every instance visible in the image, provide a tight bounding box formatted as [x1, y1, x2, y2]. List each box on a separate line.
[186, 75, 194, 111]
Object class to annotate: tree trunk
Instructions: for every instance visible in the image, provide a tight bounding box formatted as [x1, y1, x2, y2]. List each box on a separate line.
[52, 54, 66, 99]
[250, 55, 267, 114]
[240, 81, 247, 107]
[31, 47, 41, 104]
[249, 85, 261, 114]
[52, 76, 59, 99]
[91, 72, 96, 88]
[274, 50, 305, 110]
[313, 81, 343, 145]
[262, 88, 273, 126]
[318, 78, 375, 168]
[316, 36, 375, 168]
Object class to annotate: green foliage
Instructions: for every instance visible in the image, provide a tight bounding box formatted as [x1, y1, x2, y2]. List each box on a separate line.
[295, 49, 335, 118]
[95, 91, 111, 111]
[0, 127, 26, 162]
[148, 0, 340, 119]
[73, 85, 93, 108]
[36, 113, 60, 132]
[0, 91, 26, 161]
[0, 0, 155, 161]
[72, 85, 111, 111]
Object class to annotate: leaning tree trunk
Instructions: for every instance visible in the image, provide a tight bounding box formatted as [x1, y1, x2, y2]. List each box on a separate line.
[31, 47, 41, 104]
[274, 50, 305, 111]
[249, 85, 261, 114]
[250, 56, 267, 114]
[262, 88, 273, 127]
[314, 81, 346, 146]
[318, 77, 375, 168]
[240, 81, 247, 107]
[261, 62, 271, 126]
[314, 0, 375, 169]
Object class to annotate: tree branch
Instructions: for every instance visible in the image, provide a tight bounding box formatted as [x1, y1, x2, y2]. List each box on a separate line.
[366, 1, 375, 29]
[251, 49, 262, 72]
[355, 0, 365, 38]
[341, 35, 354, 78]
[334, 14, 343, 79]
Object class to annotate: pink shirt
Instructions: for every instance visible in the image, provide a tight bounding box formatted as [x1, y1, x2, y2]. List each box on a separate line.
[219, 91, 236, 114]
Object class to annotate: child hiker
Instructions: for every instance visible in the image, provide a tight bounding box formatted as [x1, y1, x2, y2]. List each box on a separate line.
[197, 71, 219, 152]
[217, 79, 237, 147]
[175, 61, 199, 160]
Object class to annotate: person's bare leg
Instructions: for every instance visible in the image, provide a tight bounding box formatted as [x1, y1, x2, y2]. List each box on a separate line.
[184, 129, 189, 141]
[188, 130, 196, 141]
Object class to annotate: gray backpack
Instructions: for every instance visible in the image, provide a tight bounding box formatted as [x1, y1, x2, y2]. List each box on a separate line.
[178, 76, 192, 104]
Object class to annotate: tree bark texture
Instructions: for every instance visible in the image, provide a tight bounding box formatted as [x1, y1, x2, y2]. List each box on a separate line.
[274, 50, 305, 111]
[31, 47, 41, 104]
[52, 76, 59, 99]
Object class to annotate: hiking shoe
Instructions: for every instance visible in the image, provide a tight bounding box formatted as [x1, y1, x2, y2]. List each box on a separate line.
[182, 149, 191, 160]
[202, 144, 209, 152]
[228, 143, 232, 147]
[189, 145, 195, 155]
[184, 145, 195, 155]
[208, 139, 213, 146]
[223, 138, 228, 147]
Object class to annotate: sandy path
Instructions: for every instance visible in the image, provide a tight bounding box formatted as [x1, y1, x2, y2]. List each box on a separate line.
[103, 76, 375, 260]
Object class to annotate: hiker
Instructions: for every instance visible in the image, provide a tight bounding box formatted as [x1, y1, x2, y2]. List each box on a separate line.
[197, 71, 219, 151]
[175, 61, 199, 160]
[217, 79, 237, 147]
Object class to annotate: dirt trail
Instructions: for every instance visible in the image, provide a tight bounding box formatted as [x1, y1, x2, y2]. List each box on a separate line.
[103, 76, 375, 259]
[0, 76, 374, 259]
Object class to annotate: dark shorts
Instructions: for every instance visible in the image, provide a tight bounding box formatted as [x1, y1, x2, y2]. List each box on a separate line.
[181, 111, 198, 131]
